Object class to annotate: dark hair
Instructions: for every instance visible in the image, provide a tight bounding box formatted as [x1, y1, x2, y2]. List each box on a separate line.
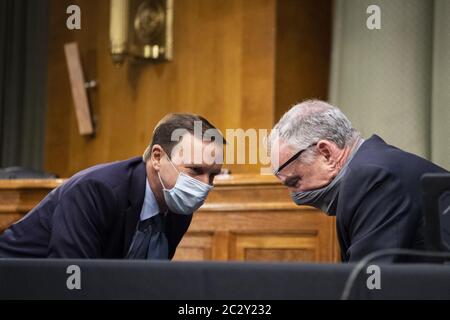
[142, 113, 225, 162]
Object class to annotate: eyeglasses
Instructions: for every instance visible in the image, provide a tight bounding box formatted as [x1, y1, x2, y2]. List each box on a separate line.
[273, 143, 317, 177]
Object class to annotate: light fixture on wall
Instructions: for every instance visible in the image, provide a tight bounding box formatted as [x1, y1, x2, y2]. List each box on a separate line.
[109, 0, 173, 65]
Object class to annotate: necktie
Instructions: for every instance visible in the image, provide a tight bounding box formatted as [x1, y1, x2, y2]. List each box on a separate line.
[126, 213, 169, 259]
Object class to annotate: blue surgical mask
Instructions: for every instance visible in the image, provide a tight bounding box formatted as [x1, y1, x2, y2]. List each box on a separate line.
[158, 157, 213, 215]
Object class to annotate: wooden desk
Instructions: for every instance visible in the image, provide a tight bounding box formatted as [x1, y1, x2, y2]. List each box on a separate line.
[0, 179, 64, 233]
[0, 175, 339, 262]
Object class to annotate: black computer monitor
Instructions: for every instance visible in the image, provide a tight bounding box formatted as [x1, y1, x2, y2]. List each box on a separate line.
[421, 173, 450, 251]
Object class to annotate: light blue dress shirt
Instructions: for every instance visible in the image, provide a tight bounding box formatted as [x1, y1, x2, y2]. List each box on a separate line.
[126, 178, 168, 259]
[140, 178, 160, 221]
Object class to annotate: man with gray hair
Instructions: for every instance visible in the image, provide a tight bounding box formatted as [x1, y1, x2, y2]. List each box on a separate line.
[269, 100, 448, 262]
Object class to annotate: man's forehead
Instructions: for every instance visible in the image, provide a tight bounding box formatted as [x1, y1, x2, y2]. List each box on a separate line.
[171, 133, 223, 166]
[271, 138, 301, 173]
[177, 133, 222, 151]
[271, 138, 296, 160]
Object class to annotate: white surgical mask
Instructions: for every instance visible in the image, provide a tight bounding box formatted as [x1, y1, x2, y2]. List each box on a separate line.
[158, 157, 212, 215]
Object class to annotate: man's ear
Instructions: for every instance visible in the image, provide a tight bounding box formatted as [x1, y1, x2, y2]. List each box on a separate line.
[316, 140, 333, 161]
[151, 145, 164, 171]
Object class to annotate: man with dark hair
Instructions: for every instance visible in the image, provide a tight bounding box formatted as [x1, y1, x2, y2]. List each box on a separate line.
[0, 114, 225, 259]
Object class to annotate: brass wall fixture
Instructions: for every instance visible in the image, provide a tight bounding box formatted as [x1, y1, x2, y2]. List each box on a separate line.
[109, 0, 173, 64]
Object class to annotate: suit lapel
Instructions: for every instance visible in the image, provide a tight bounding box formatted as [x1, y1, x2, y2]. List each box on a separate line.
[122, 160, 146, 256]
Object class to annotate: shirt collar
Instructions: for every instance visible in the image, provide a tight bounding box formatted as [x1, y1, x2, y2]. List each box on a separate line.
[139, 178, 160, 221]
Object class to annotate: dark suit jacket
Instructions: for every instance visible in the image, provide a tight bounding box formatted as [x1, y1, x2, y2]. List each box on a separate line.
[337, 135, 448, 262]
[0, 157, 192, 259]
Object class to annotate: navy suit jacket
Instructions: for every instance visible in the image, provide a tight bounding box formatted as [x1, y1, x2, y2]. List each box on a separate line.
[0, 157, 192, 259]
[337, 135, 448, 262]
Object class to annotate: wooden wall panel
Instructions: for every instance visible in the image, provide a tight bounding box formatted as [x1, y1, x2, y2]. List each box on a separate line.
[45, 0, 331, 177]
[170, 232, 213, 261]
[46, 0, 276, 177]
[0, 180, 63, 233]
[232, 234, 318, 261]
[275, 0, 332, 120]
[0, 175, 340, 263]
[174, 210, 338, 263]
[172, 174, 340, 263]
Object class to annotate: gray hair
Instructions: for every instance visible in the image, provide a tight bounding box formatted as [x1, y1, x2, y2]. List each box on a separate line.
[269, 99, 359, 162]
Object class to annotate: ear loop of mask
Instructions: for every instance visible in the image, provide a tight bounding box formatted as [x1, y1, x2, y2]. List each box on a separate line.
[157, 154, 179, 191]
